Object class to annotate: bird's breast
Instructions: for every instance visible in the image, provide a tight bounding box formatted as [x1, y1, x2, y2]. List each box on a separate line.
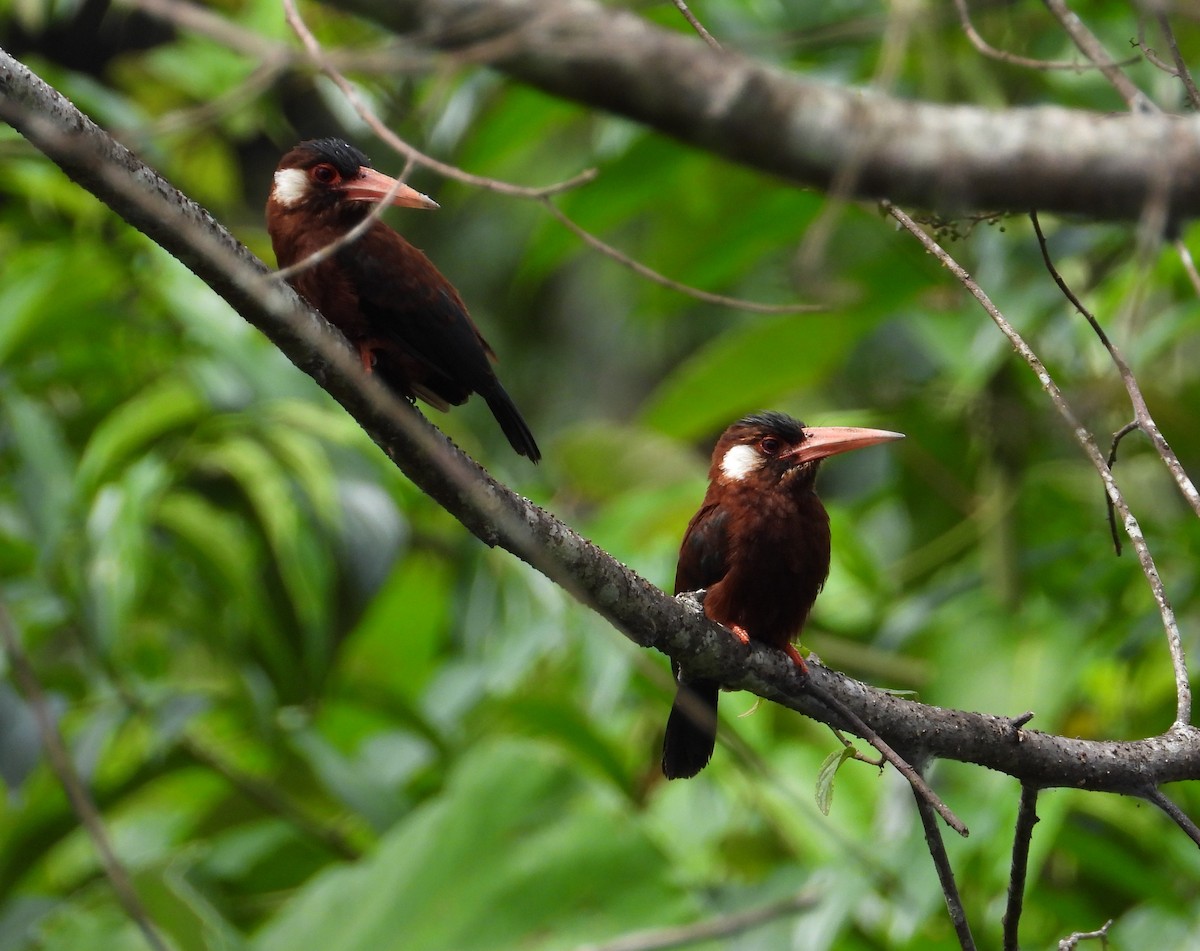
[703, 488, 832, 648]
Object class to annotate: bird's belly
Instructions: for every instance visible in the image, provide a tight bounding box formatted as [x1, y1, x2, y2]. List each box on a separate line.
[706, 504, 831, 648]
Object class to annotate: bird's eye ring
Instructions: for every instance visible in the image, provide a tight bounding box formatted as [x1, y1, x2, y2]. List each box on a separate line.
[760, 436, 782, 455]
[311, 164, 339, 185]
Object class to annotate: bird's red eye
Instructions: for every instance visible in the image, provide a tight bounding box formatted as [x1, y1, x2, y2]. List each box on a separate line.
[311, 164, 339, 185]
[760, 436, 782, 455]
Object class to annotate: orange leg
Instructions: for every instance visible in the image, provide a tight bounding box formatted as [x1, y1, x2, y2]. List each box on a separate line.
[728, 624, 751, 645]
[357, 344, 376, 374]
[783, 642, 809, 675]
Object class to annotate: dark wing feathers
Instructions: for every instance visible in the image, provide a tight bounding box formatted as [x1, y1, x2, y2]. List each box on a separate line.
[341, 244, 496, 389]
[339, 228, 541, 461]
[674, 504, 730, 595]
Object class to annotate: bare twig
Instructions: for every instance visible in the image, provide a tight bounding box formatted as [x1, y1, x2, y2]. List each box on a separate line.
[539, 199, 820, 314]
[884, 201, 1192, 729]
[805, 675, 968, 836]
[119, 0, 433, 73]
[912, 780, 977, 951]
[1030, 214, 1200, 532]
[1029, 211, 1194, 722]
[1151, 13, 1200, 110]
[1002, 785, 1040, 951]
[1041, 0, 1154, 112]
[0, 603, 170, 951]
[1142, 784, 1200, 848]
[574, 891, 816, 951]
[282, 0, 596, 200]
[669, 0, 721, 52]
[953, 0, 1107, 71]
[1105, 420, 1140, 555]
[1058, 919, 1113, 950]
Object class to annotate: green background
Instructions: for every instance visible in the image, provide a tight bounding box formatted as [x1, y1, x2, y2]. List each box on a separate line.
[1, 0, 1199, 947]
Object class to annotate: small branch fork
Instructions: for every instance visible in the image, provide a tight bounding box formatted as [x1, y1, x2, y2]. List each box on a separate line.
[883, 199, 1198, 948]
[882, 201, 1192, 731]
[1059, 920, 1113, 950]
[804, 677, 967, 836]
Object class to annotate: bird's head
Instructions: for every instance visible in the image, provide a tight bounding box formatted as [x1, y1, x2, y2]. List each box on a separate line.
[710, 411, 903, 491]
[268, 138, 439, 222]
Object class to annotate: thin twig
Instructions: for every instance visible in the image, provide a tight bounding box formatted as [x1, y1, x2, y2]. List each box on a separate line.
[1058, 919, 1113, 950]
[1041, 0, 1155, 112]
[1153, 13, 1200, 110]
[1141, 784, 1200, 848]
[1175, 239, 1200, 295]
[282, 0, 597, 200]
[1105, 420, 1140, 555]
[1030, 211, 1195, 719]
[1002, 785, 1040, 951]
[953, 0, 1109, 71]
[912, 780, 977, 951]
[0, 603, 170, 951]
[885, 201, 1192, 729]
[670, 0, 722, 51]
[574, 891, 816, 951]
[539, 199, 820, 314]
[806, 676, 968, 836]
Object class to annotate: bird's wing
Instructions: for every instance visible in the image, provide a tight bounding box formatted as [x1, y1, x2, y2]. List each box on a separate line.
[674, 503, 730, 595]
[341, 232, 498, 389]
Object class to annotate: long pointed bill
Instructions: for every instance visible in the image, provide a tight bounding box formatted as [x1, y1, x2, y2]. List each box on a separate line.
[781, 426, 905, 465]
[340, 167, 439, 209]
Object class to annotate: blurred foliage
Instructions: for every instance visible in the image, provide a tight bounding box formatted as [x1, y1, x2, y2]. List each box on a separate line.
[1, 0, 1200, 948]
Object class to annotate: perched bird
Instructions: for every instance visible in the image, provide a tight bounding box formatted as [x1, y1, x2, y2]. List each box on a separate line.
[662, 411, 903, 779]
[266, 138, 540, 461]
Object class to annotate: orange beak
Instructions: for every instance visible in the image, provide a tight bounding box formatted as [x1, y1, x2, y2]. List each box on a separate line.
[781, 426, 905, 465]
[340, 166, 439, 209]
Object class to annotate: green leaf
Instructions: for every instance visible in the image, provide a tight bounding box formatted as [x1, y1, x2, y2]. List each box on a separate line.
[815, 746, 857, 817]
[253, 740, 690, 951]
[76, 378, 207, 496]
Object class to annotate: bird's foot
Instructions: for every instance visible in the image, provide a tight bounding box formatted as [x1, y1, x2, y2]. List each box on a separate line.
[784, 642, 810, 676]
[357, 344, 376, 374]
[728, 624, 752, 645]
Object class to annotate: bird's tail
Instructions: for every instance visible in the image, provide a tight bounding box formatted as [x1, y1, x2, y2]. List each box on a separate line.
[482, 385, 541, 462]
[662, 678, 720, 779]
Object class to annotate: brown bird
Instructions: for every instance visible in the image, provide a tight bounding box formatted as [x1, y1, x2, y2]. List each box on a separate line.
[662, 411, 903, 779]
[266, 138, 540, 461]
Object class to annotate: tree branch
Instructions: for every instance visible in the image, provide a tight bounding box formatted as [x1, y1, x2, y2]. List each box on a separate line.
[5, 45, 1200, 808]
[323, 0, 1200, 222]
[1002, 785, 1040, 951]
[913, 782, 976, 950]
[883, 200, 1193, 731]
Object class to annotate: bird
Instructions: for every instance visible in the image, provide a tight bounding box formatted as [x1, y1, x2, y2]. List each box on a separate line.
[265, 137, 540, 462]
[661, 411, 903, 779]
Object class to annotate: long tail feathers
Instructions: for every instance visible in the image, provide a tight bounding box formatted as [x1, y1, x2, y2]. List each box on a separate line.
[662, 679, 720, 779]
[483, 385, 541, 462]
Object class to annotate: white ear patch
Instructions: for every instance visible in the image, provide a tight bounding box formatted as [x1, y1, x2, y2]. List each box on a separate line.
[719, 443, 761, 481]
[271, 168, 309, 208]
